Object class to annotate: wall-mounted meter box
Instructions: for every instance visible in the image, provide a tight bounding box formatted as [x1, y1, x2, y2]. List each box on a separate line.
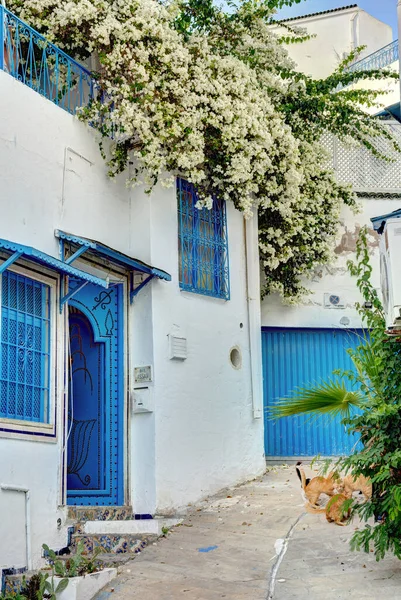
[132, 387, 153, 414]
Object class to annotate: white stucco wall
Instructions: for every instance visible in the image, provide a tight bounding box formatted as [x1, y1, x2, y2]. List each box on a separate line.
[347, 60, 400, 116]
[274, 7, 393, 79]
[0, 71, 265, 569]
[261, 198, 401, 330]
[148, 193, 265, 512]
[358, 10, 393, 57]
[0, 71, 133, 573]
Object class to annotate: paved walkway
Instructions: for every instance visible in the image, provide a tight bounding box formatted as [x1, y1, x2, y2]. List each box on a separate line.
[95, 466, 401, 600]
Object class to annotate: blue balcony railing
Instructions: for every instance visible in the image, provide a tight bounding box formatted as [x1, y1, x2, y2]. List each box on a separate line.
[347, 40, 399, 73]
[0, 5, 96, 115]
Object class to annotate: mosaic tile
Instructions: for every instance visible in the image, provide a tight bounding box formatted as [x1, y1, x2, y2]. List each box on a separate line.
[3, 571, 28, 596]
[73, 535, 146, 555]
[74, 522, 85, 534]
[4, 579, 22, 596]
[68, 506, 134, 523]
[72, 535, 94, 554]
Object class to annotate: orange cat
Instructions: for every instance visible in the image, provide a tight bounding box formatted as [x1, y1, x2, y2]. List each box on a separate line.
[307, 493, 351, 526]
[339, 474, 372, 500]
[296, 463, 337, 508]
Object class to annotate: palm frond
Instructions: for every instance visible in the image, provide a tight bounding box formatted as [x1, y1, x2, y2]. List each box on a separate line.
[270, 378, 365, 420]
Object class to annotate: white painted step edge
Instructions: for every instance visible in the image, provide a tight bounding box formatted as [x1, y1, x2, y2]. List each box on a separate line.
[83, 518, 183, 535]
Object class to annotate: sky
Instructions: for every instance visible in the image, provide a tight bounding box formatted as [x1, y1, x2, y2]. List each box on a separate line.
[276, 0, 398, 38]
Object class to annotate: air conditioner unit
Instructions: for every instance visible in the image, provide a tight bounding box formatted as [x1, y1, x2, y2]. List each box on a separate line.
[378, 218, 401, 329]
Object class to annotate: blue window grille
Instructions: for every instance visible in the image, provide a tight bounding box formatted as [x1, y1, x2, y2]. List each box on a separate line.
[0, 271, 51, 423]
[0, 5, 95, 115]
[177, 178, 230, 300]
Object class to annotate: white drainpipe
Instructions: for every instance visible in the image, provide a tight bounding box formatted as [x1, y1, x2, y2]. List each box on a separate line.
[398, 1, 401, 100]
[243, 215, 263, 420]
[350, 10, 359, 52]
[1, 485, 32, 570]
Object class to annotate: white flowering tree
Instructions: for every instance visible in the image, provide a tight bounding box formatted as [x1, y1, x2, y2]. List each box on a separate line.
[9, 0, 399, 299]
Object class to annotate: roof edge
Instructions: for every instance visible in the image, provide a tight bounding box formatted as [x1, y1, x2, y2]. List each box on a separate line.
[276, 4, 358, 24]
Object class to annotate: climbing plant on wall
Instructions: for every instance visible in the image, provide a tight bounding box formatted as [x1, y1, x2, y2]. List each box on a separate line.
[8, 0, 400, 299]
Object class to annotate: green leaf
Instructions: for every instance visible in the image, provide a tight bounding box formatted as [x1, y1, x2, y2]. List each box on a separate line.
[42, 543, 57, 562]
[75, 541, 84, 556]
[270, 378, 364, 420]
[92, 546, 103, 559]
[55, 578, 69, 594]
[54, 560, 66, 577]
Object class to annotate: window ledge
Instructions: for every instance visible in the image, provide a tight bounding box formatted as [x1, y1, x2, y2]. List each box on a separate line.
[0, 418, 56, 442]
[179, 286, 230, 301]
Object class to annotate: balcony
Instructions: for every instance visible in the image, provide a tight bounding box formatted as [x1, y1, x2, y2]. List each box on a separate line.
[0, 5, 96, 115]
[347, 40, 399, 73]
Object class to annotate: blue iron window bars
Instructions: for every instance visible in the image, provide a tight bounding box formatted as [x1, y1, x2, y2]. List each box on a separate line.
[0, 271, 51, 423]
[177, 178, 230, 300]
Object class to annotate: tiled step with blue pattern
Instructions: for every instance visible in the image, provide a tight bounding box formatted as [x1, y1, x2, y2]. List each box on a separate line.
[67, 506, 134, 523]
[72, 534, 149, 555]
[3, 571, 36, 596]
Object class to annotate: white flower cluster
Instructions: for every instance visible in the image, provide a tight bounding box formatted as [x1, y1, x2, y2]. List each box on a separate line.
[258, 140, 354, 300]
[9, 0, 356, 299]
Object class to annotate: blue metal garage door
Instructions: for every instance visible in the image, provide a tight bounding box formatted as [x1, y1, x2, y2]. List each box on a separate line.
[262, 328, 363, 457]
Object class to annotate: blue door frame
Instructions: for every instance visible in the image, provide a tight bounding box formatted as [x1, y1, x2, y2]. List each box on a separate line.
[67, 281, 124, 505]
[262, 327, 363, 457]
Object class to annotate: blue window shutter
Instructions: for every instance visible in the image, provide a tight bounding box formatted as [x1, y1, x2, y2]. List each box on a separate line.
[0, 271, 50, 423]
[177, 178, 230, 300]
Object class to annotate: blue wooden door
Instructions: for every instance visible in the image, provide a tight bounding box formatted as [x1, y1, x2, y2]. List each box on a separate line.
[67, 282, 124, 505]
[262, 328, 362, 457]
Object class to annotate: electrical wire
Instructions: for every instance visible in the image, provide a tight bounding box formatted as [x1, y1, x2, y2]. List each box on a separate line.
[61, 310, 74, 459]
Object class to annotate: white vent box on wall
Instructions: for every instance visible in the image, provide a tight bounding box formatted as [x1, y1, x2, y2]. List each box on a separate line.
[168, 334, 187, 360]
[324, 293, 346, 309]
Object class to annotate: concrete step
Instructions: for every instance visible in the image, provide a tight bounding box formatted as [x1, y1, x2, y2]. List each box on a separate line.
[97, 552, 144, 568]
[66, 509, 182, 557]
[83, 517, 182, 536]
